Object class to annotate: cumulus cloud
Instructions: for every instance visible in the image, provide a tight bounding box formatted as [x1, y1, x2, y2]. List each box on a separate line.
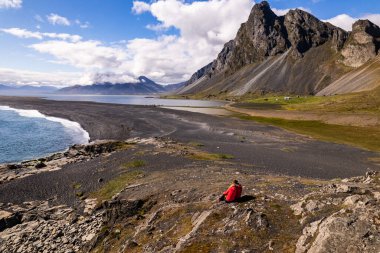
[0, 67, 82, 86]
[132, 1, 151, 14]
[2, 28, 82, 42]
[272, 7, 312, 16]
[24, 0, 255, 84]
[0, 67, 137, 87]
[29, 40, 127, 69]
[78, 72, 138, 85]
[324, 14, 380, 31]
[147, 0, 254, 44]
[47, 13, 71, 26]
[0, 0, 22, 9]
[122, 0, 255, 83]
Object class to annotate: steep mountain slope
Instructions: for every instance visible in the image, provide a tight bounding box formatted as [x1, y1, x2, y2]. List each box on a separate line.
[58, 76, 168, 95]
[318, 55, 380, 95]
[178, 1, 380, 97]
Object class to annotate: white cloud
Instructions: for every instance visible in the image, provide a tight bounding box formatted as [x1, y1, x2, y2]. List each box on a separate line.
[75, 19, 90, 29]
[124, 0, 255, 83]
[324, 14, 357, 31]
[0, 67, 82, 87]
[2, 28, 42, 39]
[132, 1, 151, 14]
[0, 0, 22, 9]
[1, 28, 82, 42]
[78, 72, 138, 85]
[29, 40, 127, 70]
[324, 13, 380, 31]
[272, 7, 312, 16]
[25, 0, 255, 84]
[0, 67, 137, 87]
[47, 13, 71, 26]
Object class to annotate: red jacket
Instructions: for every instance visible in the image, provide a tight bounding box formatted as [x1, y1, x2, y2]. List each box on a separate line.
[223, 184, 242, 202]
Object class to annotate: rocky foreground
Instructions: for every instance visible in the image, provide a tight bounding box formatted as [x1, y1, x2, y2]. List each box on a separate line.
[1, 138, 380, 253]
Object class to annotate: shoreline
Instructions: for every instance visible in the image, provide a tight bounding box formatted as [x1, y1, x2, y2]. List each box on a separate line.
[0, 105, 90, 165]
[0, 95, 378, 179]
[0, 96, 380, 252]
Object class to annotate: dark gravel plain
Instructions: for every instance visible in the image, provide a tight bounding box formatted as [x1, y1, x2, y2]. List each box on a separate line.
[0, 96, 379, 205]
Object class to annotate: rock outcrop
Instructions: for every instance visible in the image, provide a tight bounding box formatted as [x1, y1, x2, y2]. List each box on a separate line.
[178, 1, 380, 97]
[0, 201, 104, 253]
[1, 136, 380, 252]
[341, 20, 380, 67]
[293, 171, 380, 253]
[0, 141, 131, 184]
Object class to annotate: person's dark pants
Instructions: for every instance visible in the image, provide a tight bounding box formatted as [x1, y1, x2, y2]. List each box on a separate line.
[219, 195, 231, 203]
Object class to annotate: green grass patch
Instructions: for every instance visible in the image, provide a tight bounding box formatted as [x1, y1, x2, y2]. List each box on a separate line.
[72, 183, 82, 189]
[237, 115, 380, 152]
[237, 87, 380, 114]
[122, 160, 146, 169]
[238, 95, 325, 109]
[113, 141, 135, 150]
[280, 147, 296, 153]
[90, 170, 143, 202]
[187, 151, 234, 161]
[188, 141, 205, 147]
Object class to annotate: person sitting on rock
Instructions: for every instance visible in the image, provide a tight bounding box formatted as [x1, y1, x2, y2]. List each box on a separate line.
[219, 180, 242, 202]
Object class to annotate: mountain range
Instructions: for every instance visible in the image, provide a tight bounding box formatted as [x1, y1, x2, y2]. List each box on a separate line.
[0, 84, 58, 95]
[177, 1, 380, 97]
[57, 76, 181, 95]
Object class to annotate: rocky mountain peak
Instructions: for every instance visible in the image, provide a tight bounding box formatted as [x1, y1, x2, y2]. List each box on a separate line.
[352, 19, 380, 37]
[249, 1, 274, 19]
[137, 76, 153, 83]
[179, 1, 380, 97]
[284, 8, 342, 54]
[341, 19, 380, 67]
[208, 1, 289, 75]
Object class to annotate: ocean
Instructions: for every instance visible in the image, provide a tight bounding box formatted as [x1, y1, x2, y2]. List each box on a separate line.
[0, 95, 222, 164]
[0, 106, 89, 164]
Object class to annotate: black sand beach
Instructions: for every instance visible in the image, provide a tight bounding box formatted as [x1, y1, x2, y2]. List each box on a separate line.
[1, 96, 380, 252]
[0, 96, 378, 180]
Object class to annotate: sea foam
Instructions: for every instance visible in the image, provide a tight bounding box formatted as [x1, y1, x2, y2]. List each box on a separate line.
[0, 106, 90, 144]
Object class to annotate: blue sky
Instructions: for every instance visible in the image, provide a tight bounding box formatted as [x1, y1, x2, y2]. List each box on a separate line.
[0, 0, 380, 86]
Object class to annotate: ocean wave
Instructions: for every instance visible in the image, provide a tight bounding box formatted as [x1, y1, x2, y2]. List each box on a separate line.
[0, 106, 90, 144]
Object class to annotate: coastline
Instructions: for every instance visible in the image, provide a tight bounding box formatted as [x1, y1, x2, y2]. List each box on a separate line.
[0, 105, 90, 165]
[0, 96, 380, 252]
[0, 95, 378, 179]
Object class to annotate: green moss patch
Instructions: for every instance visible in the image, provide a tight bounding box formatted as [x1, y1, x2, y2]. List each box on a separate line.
[237, 115, 380, 152]
[187, 151, 234, 161]
[122, 160, 146, 169]
[90, 170, 143, 202]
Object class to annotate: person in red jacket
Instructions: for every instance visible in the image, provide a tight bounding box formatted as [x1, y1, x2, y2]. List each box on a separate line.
[219, 180, 242, 202]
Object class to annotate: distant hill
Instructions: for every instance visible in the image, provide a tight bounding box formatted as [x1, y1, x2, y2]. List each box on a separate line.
[164, 81, 187, 92]
[177, 1, 380, 97]
[0, 84, 58, 95]
[58, 76, 184, 95]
